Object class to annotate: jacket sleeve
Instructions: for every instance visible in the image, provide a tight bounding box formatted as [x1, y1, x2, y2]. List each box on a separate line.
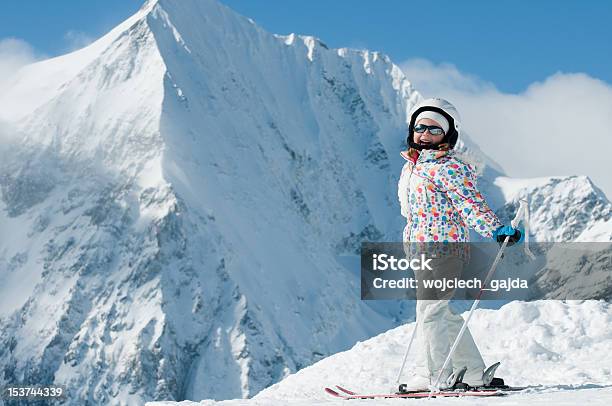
[397, 161, 411, 219]
[435, 160, 503, 238]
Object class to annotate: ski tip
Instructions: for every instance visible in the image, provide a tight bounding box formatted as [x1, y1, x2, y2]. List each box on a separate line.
[324, 387, 342, 397]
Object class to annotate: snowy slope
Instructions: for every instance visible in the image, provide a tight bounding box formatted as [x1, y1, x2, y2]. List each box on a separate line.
[0, 0, 610, 405]
[146, 300, 612, 405]
[151, 388, 612, 406]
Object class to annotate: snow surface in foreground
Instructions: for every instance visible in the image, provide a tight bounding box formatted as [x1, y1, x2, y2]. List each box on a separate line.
[150, 388, 612, 405]
[147, 300, 612, 405]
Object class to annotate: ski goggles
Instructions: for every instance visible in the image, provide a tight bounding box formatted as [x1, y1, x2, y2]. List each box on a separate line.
[414, 124, 445, 136]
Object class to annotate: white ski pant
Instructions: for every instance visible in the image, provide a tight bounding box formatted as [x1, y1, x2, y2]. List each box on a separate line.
[413, 256, 485, 385]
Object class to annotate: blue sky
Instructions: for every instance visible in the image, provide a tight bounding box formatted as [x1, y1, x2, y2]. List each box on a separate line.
[0, 0, 611, 93]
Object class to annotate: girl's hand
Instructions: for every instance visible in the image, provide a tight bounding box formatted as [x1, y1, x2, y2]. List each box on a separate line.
[493, 225, 524, 246]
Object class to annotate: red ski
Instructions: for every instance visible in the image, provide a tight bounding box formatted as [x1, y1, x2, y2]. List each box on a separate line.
[325, 386, 507, 399]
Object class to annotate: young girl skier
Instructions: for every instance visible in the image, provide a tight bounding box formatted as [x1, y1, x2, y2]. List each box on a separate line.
[397, 98, 523, 391]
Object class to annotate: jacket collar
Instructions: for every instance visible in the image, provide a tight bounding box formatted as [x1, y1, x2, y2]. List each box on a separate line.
[401, 149, 450, 162]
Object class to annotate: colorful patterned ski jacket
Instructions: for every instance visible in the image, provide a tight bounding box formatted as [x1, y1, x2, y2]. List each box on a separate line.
[398, 149, 502, 258]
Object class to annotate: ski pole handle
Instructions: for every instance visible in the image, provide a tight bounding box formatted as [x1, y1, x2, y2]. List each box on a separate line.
[510, 199, 527, 229]
[511, 199, 535, 259]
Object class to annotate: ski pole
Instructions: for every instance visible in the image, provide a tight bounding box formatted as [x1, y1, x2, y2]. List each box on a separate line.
[429, 199, 533, 394]
[395, 321, 418, 386]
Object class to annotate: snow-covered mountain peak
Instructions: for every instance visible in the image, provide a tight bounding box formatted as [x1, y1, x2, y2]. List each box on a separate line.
[0, 0, 160, 122]
[494, 175, 612, 241]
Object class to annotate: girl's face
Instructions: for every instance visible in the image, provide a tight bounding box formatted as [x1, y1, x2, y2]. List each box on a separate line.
[413, 118, 446, 147]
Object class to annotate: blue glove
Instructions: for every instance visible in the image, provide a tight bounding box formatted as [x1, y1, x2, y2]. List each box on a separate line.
[493, 225, 524, 246]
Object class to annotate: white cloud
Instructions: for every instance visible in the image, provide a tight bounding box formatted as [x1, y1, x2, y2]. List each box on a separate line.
[0, 38, 40, 81]
[400, 58, 612, 200]
[401, 58, 495, 95]
[0, 38, 45, 133]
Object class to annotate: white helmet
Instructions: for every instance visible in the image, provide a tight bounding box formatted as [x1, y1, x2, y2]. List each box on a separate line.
[406, 98, 462, 150]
